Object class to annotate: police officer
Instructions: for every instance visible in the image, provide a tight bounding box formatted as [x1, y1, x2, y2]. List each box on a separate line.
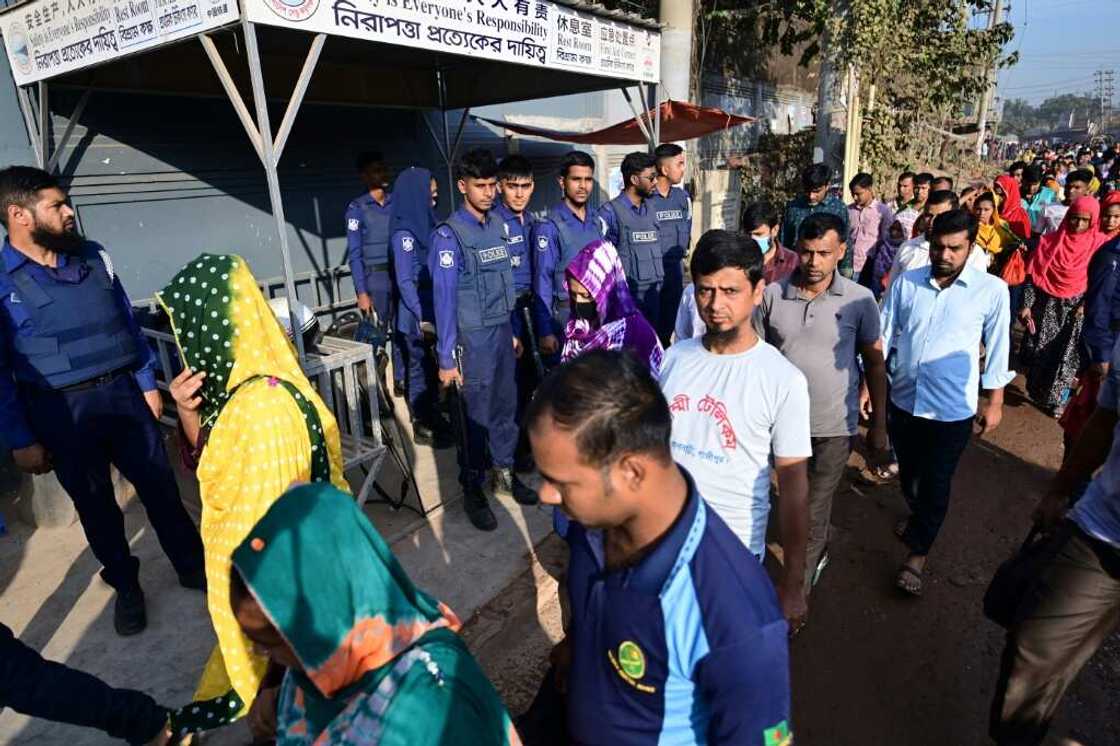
[599, 151, 664, 329]
[495, 155, 549, 478]
[388, 166, 446, 446]
[0, 166, 204, 636]
[648, 143, 692, 345]
[345, 152, 403, 394]
[531, 150, 603, 358]
[430, 149, 537, 531]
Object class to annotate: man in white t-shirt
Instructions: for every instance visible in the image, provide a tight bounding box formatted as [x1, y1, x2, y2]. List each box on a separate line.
[890, 189, 988, 281]
[1041, 168, 1092, 235]
[660, 229, 812, 630]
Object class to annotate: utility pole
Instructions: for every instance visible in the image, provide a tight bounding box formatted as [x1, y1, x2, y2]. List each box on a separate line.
[1094, 68, 1114, 131]
[975, 0, 1004, 157]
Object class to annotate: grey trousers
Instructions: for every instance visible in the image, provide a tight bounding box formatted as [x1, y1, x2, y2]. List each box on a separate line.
[803, 435, 853, 593]
[989, 523, 1120, 745]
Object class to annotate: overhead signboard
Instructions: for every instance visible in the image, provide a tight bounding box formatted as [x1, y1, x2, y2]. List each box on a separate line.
[0, 0, 241, 85]
[244, 0, 660, 84]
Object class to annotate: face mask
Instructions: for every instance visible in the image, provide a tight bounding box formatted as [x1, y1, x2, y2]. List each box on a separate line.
[573, 300, 598, 321]
[753, 235, 771, 253]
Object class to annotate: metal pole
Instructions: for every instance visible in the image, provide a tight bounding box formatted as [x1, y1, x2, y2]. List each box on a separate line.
[652, 83, 662, 148]
[975, 0, 1004, 157]
[436, 67, 456, 211]
[37, 81, 49, 169]
[243, 21, 306, 360]
[15, 86, 43, 168]
[47, 87, 92, 172]
[273, 33, 326, 162]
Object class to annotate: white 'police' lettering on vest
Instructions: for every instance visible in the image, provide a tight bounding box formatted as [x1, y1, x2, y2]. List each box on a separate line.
[478, 246, 510, 263]
[656, 210, 685, 221]
[631, 230, 659, 243]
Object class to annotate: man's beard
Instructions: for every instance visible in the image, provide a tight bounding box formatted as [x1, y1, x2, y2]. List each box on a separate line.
[703, 323, 741, 347]
[31, 222, 85, 255]
[931, 262, 960, 279]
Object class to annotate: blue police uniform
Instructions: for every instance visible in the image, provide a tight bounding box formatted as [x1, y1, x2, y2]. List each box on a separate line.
[531, 202, 604, 335]
[390, 226, 433, 414]
[346, 192, 403, 384]
[559, 468, 792, 745]
[429, 207, 518, 487]
[648, 184, 692, 344]
[599, 193, 664, 330]
[0, 239, 203, 593]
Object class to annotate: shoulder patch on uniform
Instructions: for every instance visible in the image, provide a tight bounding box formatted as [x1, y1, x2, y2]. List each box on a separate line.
[439, 250, 455, 269]
[402, 236, 414, 252]
[538, 236, 549, 251]
[98, 249, 116, 282]
[347, 218, 360, 231]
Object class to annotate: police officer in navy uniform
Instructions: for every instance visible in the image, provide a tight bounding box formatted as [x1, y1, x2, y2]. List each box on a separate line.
[345, 152, 403, 394]
[648, 143, 692, 345]
[495, 155, 550, 477]
[598, 151, 664, 329]
[430, 149, 537, 531]
[531, 150, 603, 358]
[0, 166, 204, 636]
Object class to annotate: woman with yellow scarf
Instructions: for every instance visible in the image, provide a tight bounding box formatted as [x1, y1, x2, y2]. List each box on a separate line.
[973, 191, 1022, 262]
[157, 253, 348, 738]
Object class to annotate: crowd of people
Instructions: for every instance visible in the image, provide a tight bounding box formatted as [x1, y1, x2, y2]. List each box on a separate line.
[0, 135, 1119, 746]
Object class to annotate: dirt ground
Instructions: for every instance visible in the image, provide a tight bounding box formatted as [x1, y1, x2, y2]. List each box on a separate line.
[467, 375, 1120, 746]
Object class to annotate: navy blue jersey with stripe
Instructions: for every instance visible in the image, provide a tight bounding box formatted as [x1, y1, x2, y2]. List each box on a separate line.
[561, 468, 791, 745]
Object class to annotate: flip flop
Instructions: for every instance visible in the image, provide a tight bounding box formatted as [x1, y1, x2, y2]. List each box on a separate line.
[896, 564, 923, 597]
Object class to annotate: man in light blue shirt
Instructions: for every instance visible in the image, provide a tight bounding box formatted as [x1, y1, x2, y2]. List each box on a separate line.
[880, 208, 1014, 595]
[990, 336, 1120, 745]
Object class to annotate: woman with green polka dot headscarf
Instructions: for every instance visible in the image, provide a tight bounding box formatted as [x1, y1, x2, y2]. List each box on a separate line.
[156, 254, 349, 735]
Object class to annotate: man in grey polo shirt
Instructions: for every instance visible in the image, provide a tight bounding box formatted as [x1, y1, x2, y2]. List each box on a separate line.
[760, 212, 889, 595]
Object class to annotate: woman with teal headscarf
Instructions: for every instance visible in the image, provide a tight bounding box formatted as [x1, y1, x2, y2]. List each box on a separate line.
[229, 483, 521, 745]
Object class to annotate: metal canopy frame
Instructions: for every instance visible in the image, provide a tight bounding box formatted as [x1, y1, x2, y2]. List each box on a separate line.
[11, 18, 662, 361]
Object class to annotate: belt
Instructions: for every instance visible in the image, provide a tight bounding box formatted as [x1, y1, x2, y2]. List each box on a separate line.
[58, 366, 132, 393]
[365, 263, 391, 272]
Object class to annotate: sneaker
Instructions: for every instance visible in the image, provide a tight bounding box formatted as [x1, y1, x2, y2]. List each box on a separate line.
[114, 588, 147, 636]
[178, 568, 208, 592]
[512, 474, 540, 506]
[464, 484, 497, 531]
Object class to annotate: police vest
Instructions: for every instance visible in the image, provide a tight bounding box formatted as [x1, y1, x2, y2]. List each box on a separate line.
[7, 251, 139, 389]
[355, 196, 391, 270]
[500, 210, 534, 294]
[547, 204, 604, 301]
[441, 212, 516, 331]
[651, 186, 691, 260]
[609, 194, 664, 286]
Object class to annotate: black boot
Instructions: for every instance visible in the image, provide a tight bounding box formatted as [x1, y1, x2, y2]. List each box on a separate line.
[464, 483, 497, 531]
[512, 473, 540, 506]
[178, 568, 208, 592]
[114, 587, 147, 636]
[412, 418, 435, 447]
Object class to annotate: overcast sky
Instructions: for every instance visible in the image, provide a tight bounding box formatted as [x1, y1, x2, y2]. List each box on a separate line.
[995, 0, 1119, 107]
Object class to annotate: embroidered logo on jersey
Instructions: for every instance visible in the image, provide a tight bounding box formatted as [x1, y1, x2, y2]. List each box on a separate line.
[608, 640, 654, 693]
[511, 255, 522, 268]
[478, 246, 509, 264]
[656, 209, 684, 221]
[347, 218, 360, 231]
[763, 720, 793, 746]
[618, 641, 645, 679]
[439, 250, 455, 269]
[402, 237, 414, 253]
[631, 230, 659, 243]
[538, 236, 549, 251]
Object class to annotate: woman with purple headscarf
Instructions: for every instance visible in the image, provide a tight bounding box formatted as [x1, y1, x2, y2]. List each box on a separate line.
[561, 239, 664, 375]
